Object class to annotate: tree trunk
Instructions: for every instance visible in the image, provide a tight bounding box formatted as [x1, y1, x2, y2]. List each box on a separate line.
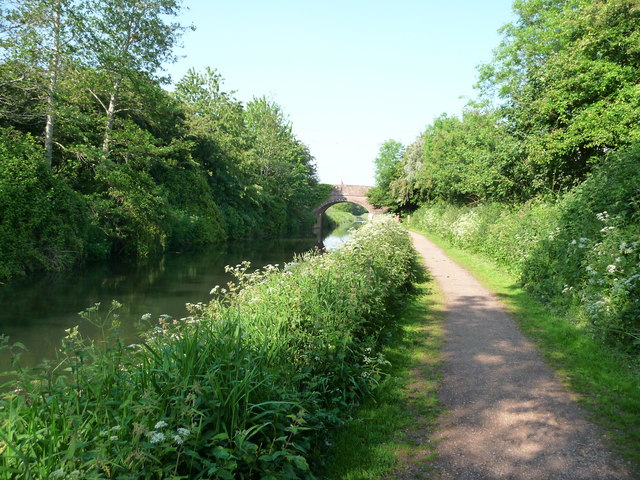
[44, 1, 62, 171]
[102, 87, 118, 153]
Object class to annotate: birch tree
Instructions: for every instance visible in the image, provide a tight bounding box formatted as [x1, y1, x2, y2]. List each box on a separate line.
[82, 0, 186, 154]
[0, 0, 82, 169]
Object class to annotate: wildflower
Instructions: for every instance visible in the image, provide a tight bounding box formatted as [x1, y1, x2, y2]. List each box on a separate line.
[110, 435, 118, 441]
[177, 427, 191, 437]
[154, 420, 168, 429]
[141, 313, 152, 321]
[149, 431, 165, 444]
[601, 226, 615, 232]
[50, 470, 65, 479]
[606, 264, 617, 274]
[174, 434, 184, 445]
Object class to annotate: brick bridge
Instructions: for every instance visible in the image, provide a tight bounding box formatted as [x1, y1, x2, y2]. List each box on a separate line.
[312, 184, 387, 238]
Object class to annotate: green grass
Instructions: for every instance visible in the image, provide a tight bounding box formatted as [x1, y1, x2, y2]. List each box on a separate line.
[320, 279, 445, 480]
[410, 227, 640, 472]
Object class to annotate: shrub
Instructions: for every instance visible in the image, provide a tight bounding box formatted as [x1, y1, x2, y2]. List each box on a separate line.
[0, 128, 88, 281]
[522, 145, 640, 348]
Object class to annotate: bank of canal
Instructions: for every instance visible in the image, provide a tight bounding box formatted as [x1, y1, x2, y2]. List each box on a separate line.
[0, 224, 360, 370]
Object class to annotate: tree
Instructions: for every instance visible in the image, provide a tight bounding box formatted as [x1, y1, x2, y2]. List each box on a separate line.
[477, 0, 640, 193]
[82, 0, 186, 153]
[0, 0, 82, 169]
[368, 139, 403, 208]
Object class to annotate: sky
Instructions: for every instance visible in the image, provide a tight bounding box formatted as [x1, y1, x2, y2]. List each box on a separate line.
[165, 0, 516, 186]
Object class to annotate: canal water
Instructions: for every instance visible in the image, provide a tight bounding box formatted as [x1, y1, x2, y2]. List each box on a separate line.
[0, 224, 360, 370]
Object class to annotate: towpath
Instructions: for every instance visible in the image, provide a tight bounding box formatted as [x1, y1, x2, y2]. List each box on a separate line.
[406, 231, 632, 480]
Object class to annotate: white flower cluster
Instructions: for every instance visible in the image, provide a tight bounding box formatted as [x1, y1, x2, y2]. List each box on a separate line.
[148, 421, 191, 446]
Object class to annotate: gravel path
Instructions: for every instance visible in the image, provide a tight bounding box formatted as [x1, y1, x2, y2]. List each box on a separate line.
[409, 231, 632, 480]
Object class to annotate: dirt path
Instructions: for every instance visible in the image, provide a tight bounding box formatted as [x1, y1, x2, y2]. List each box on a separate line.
[408, 231, 632, 480]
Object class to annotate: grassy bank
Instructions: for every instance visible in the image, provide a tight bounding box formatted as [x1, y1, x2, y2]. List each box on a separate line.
[0, 216, 420, 479]
[320, 279, 445, 480]
[408, 226, 640, 470]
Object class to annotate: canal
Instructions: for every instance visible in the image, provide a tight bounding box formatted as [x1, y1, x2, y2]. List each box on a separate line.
[0, 224, 360, 370]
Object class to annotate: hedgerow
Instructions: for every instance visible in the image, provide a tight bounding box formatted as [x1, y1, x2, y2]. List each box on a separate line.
[0, 215, 419, 479]
[409, 144, 640, 352]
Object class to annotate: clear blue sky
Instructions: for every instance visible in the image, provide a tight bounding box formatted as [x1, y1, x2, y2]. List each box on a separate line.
[166, 0, 516, 186]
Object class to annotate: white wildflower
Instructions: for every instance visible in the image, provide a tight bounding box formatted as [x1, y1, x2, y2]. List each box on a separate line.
[154, 420, 168, 429]
[110, 435, 118, 441]
[141, 313, 152, 321]
[606, 264, 617, 274]
[177, 427, 191, 437]
[174, 434, 184, 445]
[149, 431, 165, 444]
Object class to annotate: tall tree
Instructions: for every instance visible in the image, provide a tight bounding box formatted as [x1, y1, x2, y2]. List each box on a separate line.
[368, 139, 404, 208]
[477, 0, 640, 192]
[0, 0, 82, 169]
[82, 0, 186, 154]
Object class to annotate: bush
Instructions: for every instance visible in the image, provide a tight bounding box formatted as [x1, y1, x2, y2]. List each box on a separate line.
[409, 144, 640, 351]
[157, 166, 227, 249]
[0, 128, 88, 280]
[522, 145, 640, 348]
[0, 216, 420, 478]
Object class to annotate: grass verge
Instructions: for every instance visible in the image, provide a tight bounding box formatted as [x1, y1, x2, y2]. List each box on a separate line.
[409, 227, 640, 472]
[320, 279, 445, 480]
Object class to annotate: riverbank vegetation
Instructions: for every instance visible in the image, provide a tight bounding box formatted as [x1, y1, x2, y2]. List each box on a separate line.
[321, 280, 444, 480]
[0, 1, 327, 283]
[368, 0, 639, 465]
[0, 216, 421, 478]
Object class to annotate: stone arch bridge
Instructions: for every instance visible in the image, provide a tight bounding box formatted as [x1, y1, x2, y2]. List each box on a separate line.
[312, 184, 387, 239]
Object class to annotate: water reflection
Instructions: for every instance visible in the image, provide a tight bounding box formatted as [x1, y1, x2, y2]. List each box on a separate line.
[0, 224, 361, 370]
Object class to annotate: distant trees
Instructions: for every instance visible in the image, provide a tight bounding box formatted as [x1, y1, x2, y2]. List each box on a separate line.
[368, 139, 404, 208]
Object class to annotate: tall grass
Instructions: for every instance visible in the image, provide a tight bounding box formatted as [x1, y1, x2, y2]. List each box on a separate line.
[0, 216, 420, 479]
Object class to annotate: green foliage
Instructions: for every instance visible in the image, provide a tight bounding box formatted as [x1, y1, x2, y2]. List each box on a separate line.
[0, 216, 420, 478]
[0, 128, 88, 280]
[368, 139, 403, 209]
[389, 109, 525, 208]
[156, 166, 227, 249]
[477, 0, 640, 192]
[521, 145, 640, 348]
[0, 17, 321, 280]
[408, 144, 640, 350]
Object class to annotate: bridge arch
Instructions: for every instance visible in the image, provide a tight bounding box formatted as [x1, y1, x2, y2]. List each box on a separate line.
[312, 185, 386, 239]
